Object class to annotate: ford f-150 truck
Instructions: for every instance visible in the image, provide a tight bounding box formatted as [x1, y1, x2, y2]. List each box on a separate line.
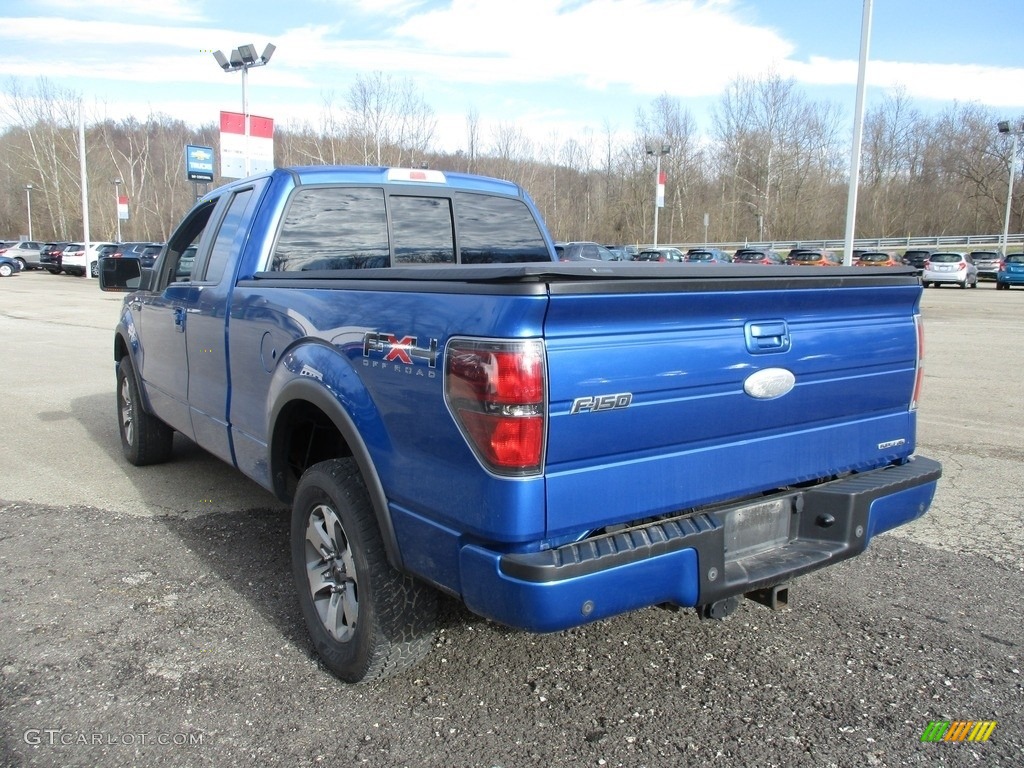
[99, 165, 941, 683]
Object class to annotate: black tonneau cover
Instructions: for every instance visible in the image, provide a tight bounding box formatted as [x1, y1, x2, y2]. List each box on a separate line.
[250, 262, 922, 289]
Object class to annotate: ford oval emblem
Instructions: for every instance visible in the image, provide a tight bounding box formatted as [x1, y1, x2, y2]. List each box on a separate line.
[743, 368, 796, 400]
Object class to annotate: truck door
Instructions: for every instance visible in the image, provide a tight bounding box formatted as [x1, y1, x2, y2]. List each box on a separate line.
[134, 198, 222, 438]
[182, 183, 263, 466]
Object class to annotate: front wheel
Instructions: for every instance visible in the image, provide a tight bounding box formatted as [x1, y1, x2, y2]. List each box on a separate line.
[291, 458, 438, 683]
[0, 263, 12, 277]
[116, 356, 174, 465]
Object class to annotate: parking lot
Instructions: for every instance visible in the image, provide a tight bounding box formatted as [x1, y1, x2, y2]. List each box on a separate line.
[1, 270, 1022, 767]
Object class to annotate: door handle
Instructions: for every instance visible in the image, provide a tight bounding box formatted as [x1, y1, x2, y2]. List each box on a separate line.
[173, 306, 185, 332]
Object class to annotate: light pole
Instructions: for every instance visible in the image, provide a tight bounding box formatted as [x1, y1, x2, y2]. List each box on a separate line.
[212, 42, 275, 177]
[113, 178, 123, 243]
[998, 120, 1023, 256]
[23, 184, 33, 240]
[645, 143, 671, 247]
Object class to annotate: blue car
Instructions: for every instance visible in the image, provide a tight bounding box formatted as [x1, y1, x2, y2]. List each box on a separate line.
[996, 253, 1024, 290]
[0, 254, 23, 277]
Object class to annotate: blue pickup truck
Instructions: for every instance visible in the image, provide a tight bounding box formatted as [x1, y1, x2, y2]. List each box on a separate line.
[99, 166, 941, 683]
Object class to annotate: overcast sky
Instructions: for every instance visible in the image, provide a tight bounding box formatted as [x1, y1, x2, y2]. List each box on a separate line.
[1, 0, 1022, 152]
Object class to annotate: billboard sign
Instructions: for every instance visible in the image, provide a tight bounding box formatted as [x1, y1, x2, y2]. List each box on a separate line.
[219, 111, 274, 179]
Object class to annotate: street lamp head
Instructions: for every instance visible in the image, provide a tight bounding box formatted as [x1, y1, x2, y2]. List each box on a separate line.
[24, 183, 33, 191]
[237, 44, 259, 65]
[113, 178, 122, 185]
[998, 120, 1011, 134]
[229, 48, 243, 68]
[261, 43, 276, 64]
[212, 49, 231, 71]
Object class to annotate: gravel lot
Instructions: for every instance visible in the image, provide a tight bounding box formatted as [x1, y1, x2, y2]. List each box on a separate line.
[1, 270, 1021, 767]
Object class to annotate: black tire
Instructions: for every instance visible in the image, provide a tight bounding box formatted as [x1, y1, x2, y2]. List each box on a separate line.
[14, 257, 26, 271]
[90, 261, 98, 278]
[47, 268, 61, 275]
[116, 355, 174, 465]
[0, 263, 12, 278]
[291, 458, 437, 683]
[921, 281, 929, 288]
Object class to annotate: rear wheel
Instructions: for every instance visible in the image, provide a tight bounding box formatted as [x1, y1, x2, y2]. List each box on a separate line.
[291, 458, 437, 683]
[116, 356, 174, 465]
[0, 263, 12, 278]
[47, 268, 61, 275]
[14, 257, 26, 271]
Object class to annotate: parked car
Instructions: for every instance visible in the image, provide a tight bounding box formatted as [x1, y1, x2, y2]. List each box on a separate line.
[0, 254, 23, 277]
[732, 248, 784, 265]
[787, 249, 842, 266]
[968, 250, 1001, 281]
[922, 252, 978, 288]
[555, 241, 621, 262]
[0, 240, 44, 270]
[684, 248, 732, 265]
[39, 242, 71, 274]
[634, 247, 685, 262]
[604, 244, 638, 260]
[901, 249, 935, 269]
[996, 253, 1024, 290]
[60, 242, 118, 277]
[855, 251, 902, 268]
[139, 243, 165, 269]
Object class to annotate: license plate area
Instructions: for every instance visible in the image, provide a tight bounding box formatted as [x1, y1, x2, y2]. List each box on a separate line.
[722, 498, 793, 562]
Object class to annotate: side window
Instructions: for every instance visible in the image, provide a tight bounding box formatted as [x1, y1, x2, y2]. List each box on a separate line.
[196, 188, 254, 283]
[271, 187, 389, 271]
[158, 200, 217, 289]
[453, 192, 550, 263]
[390, 196, 455, 264]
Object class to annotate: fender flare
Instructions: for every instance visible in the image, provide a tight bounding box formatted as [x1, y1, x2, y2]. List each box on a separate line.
[269, 376, 403, 571]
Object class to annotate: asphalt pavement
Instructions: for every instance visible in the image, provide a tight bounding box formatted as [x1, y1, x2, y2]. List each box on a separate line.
[1, 270, 1021, 767]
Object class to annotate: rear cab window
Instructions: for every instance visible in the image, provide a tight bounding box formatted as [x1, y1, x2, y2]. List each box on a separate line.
[268, 184, 550, 272]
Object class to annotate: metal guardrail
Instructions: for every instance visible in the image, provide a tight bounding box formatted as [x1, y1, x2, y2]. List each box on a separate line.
[645, 234, 1024, 253]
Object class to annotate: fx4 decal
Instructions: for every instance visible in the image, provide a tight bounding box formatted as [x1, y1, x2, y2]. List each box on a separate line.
[362, 331, 439, 375]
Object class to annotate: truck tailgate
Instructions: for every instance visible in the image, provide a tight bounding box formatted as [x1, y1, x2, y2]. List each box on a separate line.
[542, 271, 923, 538]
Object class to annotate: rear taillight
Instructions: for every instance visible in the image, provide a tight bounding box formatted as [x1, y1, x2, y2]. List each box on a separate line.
[957, 262, 967, 270]
[445, 339, 546, 476]
[911, 314, 924, 411]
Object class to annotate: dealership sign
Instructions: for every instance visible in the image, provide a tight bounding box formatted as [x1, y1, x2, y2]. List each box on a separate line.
[185, 144, 215, 182]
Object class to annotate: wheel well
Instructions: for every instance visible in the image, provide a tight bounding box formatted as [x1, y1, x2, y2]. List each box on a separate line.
[271, 399, 353, 502]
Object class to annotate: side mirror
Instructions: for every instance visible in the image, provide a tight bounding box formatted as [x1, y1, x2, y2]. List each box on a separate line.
[98, 256, 142, 292]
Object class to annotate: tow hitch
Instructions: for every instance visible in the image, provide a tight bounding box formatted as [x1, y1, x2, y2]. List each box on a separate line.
[696, 584, 790, 620]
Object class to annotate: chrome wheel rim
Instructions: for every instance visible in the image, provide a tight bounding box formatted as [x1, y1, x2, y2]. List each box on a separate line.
[304, 504, 358, 641]
[119, 374, 134, 446]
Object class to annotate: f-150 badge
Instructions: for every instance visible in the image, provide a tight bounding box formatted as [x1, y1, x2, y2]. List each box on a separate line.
[570, 392, 633, 415]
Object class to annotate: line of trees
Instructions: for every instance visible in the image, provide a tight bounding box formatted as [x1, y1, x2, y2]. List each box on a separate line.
[1, 72, 1021, 247]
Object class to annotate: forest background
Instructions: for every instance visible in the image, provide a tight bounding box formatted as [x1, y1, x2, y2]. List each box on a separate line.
[1, 72, 1022, 249]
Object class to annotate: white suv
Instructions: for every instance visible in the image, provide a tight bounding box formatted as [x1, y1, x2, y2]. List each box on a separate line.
[60, 242, 117, 277]
[922, 252, 978, 289]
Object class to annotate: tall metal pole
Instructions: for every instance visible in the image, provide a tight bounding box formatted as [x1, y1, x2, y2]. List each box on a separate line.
[1001, 130, 1018, 257]
[79, 107, 92, 279]
[113, 179, 122, 243]
[24, 184, 33, 240]
[653, 153, 662, 248]
[842, 0, 873, 266]
[242, 64, 250, 177]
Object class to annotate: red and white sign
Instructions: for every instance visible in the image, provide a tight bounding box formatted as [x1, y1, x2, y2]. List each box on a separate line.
[656, 170, 666, 209]
[117, 195, 129, 221]
[219, 111, 274, 179]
